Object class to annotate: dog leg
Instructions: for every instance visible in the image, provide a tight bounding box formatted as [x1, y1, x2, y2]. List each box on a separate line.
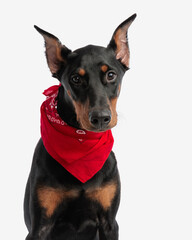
[98, 221, 118, 240]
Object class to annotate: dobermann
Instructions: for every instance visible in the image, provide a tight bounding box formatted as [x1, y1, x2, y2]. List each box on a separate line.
[24, 14, 136, 240]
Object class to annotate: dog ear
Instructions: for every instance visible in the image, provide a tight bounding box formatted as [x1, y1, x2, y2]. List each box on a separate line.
[34, 25, 71, 78]
[108, 14, 136, 69]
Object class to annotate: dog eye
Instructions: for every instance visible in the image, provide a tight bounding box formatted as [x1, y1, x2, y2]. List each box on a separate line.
[70, 74, 82, 85]
[106, 71, 117, 82]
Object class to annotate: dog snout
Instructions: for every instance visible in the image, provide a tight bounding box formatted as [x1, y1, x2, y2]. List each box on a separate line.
[89, 109, 111, 130]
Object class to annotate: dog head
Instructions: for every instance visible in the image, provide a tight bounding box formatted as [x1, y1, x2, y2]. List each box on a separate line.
[35, 14, 136, 132]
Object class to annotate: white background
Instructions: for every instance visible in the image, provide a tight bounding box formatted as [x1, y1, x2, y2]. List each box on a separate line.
[1, 0, 192, 239]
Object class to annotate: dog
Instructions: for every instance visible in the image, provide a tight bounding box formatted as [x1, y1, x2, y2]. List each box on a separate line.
[24, 14, 136, 240]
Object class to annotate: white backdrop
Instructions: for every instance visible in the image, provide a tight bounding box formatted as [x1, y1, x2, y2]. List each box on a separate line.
[1, 0, 192, 239]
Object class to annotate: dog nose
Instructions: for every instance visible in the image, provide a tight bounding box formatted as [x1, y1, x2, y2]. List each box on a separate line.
[89, 110, 111, 129]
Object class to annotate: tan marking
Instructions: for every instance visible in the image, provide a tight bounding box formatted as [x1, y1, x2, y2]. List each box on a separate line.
[101, 65, 108, 73]
[117, 84, 121, 97]
[37, 187, 79, 217]
[67, 90, 72, 97]
[72, 99, 92, 130]
[86, 182, 117, 210]
[67, 91, 91, 130]
[108, 97, 118, 129]
[78, 68, 86, 76]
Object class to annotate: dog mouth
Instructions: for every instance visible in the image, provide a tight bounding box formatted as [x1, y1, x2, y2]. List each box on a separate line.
[83, 126, 111, 133]
[79, 119, 117, 133]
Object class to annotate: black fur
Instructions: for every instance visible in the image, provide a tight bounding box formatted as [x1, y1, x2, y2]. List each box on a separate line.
[24, 14, 136, 240]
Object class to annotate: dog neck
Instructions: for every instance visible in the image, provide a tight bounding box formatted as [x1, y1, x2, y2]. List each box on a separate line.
[40, 84, 114, 182]
[57, 85, 80, 129]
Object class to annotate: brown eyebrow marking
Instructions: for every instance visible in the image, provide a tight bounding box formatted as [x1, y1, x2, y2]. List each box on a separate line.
[101, 65, 108, 73]
[78, 68, 86, 76]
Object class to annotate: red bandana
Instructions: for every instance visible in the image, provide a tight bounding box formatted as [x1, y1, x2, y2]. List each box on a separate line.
[40, 85, 114, 183]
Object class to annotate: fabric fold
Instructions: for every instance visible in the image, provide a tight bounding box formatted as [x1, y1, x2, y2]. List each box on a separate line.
[40, 85, 114, 183]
